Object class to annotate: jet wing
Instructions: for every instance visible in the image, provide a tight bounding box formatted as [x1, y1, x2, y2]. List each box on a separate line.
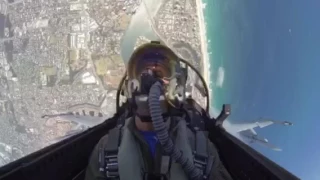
[239, 130, 282, 152]
[238, 128, 257, 137]
[43, 114, 107, 128]
[249, 128, 257, 135]
[229, 119, 275, 133]
[50, 129, 86, 144]
[46, 114, 110, 144]
[256, 139, 283, 151]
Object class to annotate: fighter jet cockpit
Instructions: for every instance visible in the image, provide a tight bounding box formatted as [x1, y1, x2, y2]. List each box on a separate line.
[0, 0, 318, 179]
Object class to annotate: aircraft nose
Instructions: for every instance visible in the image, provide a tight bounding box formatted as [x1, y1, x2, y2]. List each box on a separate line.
[284, 121, 293, 126]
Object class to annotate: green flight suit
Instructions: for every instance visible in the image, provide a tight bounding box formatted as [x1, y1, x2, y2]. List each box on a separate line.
[85, 118, 233, 180]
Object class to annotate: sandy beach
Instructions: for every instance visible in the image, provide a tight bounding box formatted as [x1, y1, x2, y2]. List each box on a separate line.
[196, 0, 210, 84]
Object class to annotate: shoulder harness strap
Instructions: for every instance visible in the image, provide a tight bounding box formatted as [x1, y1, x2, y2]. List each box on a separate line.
[185, 108, 214, 180]
[192, 130, 214, 180]
[99, 113, 126, 179]
[156, 118, 176, 179]
[103, 127, 121, 179]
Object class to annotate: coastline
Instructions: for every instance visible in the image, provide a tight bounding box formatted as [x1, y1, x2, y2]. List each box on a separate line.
[196, 0, 211, 103]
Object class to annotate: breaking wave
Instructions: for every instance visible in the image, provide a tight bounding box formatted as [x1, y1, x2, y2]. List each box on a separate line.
[216, 67, 225, 88]
[202, 3, 207, 9]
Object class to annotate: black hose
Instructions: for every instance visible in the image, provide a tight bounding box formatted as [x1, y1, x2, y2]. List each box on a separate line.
[148, 81, 202, 180]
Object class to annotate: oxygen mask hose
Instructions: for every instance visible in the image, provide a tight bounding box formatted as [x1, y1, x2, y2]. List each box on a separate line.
[148, 81, 202, 180]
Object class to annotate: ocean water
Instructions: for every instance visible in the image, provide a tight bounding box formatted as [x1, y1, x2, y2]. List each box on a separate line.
[203, 0, 229, 115]
[201, 0, 320, 179]
[203, 0, 254, 119]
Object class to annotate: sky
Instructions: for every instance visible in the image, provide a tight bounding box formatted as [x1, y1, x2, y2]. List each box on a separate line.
[204, 0, 320, 179]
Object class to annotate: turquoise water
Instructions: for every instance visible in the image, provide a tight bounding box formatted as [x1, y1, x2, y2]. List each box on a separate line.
[203, 0, 252, 117]
[203, 0, 228, 114]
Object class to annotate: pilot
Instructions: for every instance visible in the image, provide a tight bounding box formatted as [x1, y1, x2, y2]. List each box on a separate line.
[85, 43, 233, 180]
[85, 78, 232, 180]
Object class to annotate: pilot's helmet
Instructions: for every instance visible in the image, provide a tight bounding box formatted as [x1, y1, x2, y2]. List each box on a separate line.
[127, 42, 179, 82]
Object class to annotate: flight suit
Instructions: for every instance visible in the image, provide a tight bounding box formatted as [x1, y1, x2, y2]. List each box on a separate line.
[85, 118, 233, 180]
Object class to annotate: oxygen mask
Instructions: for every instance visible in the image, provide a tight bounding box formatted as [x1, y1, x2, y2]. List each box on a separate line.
[125, 42, 188, 111]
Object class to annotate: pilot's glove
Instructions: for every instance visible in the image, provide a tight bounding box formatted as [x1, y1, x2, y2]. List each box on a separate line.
[140, 71, 164, 94]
